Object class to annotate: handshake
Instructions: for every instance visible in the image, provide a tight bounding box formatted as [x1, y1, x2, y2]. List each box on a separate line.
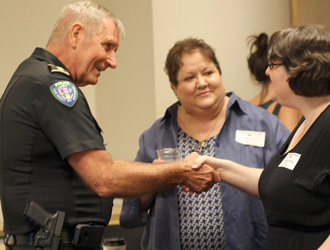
[180, 152, 221, 194]
[155, 151, 221, 194]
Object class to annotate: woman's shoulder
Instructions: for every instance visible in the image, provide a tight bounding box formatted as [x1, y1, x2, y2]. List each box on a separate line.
[277, 106, 301, 131]
[249, 93, 262, 106]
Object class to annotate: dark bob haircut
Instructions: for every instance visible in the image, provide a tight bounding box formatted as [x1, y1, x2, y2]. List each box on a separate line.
[268, 24, 330, 97]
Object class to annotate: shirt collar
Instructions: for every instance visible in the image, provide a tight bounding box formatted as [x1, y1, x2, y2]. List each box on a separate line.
[161, 101, 180, 122]
[226, 92, 248, 116]
[31, 47, 72, 80]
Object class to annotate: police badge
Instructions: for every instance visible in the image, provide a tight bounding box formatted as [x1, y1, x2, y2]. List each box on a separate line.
[50, 81, 78, 107]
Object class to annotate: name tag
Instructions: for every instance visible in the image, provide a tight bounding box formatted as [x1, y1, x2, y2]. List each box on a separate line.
[235, 130, 265, 147]
[278, 152, 301, 170]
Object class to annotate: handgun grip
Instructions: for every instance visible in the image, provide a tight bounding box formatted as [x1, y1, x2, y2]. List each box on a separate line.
[24, 201, 52, 227]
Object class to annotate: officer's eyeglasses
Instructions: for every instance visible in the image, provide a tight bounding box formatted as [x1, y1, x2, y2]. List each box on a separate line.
[268, 63, 283, 70]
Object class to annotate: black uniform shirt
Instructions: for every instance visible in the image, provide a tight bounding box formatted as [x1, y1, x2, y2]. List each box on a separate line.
[0, 48, 112, 234]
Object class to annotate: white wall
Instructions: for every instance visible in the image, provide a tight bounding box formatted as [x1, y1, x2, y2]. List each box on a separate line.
[96, 0, 156, 161]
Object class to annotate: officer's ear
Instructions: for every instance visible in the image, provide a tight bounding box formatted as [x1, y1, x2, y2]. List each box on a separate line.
[68, 23, 84, 48]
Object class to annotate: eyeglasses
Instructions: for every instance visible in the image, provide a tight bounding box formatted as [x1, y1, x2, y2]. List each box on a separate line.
[268, 63, 283, 70]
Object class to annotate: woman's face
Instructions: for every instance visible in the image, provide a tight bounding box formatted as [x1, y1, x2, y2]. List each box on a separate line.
[172, 51, 224, 112]
[266, 61, 294, 106]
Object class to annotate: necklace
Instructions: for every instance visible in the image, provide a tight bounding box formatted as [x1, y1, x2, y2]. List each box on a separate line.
[178, 105, 221, 150]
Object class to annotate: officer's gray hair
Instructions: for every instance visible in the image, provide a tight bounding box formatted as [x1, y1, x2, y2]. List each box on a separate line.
[47, 1, 125, 45]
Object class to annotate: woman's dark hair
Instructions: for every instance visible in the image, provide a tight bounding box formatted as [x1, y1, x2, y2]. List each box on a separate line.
[247, 33, 270, 85]
[164, 38, 222, 87]
[268, 25, 330, 97]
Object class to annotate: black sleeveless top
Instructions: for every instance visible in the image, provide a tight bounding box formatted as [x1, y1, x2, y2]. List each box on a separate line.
[259, 100, 281, 116]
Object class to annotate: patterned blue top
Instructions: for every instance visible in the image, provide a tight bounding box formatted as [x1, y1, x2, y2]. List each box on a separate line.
[120, 92, 290, 250]
[177, 127, 225, 249]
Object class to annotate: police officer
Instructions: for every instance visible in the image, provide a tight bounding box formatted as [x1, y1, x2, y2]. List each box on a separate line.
[0, 1, 220, 249]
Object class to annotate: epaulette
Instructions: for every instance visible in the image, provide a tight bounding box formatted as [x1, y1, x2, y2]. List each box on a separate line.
[48, 64, 70, 76]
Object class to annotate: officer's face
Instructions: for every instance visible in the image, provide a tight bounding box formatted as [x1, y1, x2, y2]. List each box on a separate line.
[73, 17, 120, 87]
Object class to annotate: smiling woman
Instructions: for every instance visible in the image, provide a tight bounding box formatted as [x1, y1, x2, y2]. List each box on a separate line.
[174, 51, 227, 142]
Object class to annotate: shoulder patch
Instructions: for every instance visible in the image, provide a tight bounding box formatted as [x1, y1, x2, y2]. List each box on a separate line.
[48, 64, 70, 76]
[50, 81, 78, 107]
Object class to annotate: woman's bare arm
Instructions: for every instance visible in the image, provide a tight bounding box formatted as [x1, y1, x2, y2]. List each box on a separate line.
[194, 156, 262, 198]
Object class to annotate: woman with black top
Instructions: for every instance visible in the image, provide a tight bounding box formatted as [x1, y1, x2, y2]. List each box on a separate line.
[194, 24, 330, 250]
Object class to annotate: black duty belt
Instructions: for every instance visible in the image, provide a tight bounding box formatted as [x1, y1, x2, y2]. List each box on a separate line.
[4, 224, 105, 249]
[4, 233, 35, 245]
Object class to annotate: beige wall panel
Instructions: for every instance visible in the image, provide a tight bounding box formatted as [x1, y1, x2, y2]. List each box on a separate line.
[292, 0, 330, 27]
[95, 0, 156, 161]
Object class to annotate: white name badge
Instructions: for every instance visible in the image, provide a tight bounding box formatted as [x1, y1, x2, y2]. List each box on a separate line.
[235, 130, 266, 147]
[278, 152, 301, 170]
